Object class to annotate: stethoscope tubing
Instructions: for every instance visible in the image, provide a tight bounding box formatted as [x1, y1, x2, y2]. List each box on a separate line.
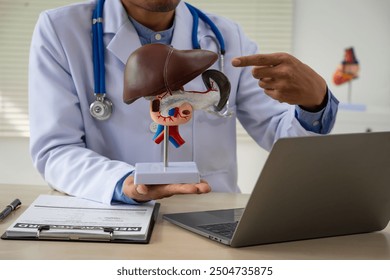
[184, 2, 225, 55]
[92, 0, 106, 96]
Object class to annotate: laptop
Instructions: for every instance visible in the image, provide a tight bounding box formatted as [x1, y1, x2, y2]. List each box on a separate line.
[163, 131, 390, 247]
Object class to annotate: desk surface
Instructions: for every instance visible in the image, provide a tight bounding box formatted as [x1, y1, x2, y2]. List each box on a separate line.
[1, 184, 390, 260]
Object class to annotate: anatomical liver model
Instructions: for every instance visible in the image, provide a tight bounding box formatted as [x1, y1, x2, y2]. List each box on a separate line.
[123, 43, 231, 184]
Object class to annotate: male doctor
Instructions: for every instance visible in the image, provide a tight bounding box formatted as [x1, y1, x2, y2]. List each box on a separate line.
[29, 0, 339, 204]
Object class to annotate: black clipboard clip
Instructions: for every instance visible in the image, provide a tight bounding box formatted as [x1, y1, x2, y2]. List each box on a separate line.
[37, 225, 115, 242]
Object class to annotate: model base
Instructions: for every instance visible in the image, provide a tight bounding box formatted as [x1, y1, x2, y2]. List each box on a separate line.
[134, 161, 200, 185]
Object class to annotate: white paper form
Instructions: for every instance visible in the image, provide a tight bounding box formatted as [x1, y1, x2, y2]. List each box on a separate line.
[5, 195, 156, 241]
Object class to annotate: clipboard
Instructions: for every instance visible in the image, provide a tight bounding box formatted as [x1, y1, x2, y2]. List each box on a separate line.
[1, 195, 160, 244]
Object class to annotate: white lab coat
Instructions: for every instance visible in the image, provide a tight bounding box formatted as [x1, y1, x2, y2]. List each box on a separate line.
[29, 0, 316, 204]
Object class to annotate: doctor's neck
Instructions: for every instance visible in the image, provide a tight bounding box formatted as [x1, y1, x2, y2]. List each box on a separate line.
[121, 0, 180, 31]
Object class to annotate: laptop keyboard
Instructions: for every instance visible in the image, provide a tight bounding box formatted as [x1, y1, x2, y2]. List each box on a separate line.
[198, 221, 238, 238]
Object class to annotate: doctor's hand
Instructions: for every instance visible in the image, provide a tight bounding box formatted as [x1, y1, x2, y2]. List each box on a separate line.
[122, 175, 211, 202]
[232, 52, 328, 112]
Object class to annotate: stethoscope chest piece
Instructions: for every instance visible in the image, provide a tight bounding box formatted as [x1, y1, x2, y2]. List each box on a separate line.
[90, 94, 113, 121]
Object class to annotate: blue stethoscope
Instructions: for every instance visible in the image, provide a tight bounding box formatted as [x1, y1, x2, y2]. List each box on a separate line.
[90, 0, 226, 121]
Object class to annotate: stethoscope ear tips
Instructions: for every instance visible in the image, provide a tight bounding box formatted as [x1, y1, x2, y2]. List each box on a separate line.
[90, 95, 113, 121]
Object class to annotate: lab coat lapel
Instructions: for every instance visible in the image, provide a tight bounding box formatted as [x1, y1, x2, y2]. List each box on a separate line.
[170, 1, 194, 51]
[104, 0, 141, 65]
[107, 23, 142, 64]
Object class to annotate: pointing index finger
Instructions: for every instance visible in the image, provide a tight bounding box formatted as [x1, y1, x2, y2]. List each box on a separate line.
[232, 53, 284, 67]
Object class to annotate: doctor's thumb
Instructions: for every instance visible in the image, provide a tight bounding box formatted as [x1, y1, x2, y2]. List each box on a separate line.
[135, 185, 149, 195]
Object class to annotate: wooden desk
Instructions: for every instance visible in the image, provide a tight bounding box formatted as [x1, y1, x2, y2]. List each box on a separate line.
[1, 184, 390, 260]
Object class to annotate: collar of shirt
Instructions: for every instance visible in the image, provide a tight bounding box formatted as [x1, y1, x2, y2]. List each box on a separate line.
[129, 16, 174, 46]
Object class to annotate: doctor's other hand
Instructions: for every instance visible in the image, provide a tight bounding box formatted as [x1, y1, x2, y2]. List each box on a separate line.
[232, 52, 327, 112]
[122, 175, 211, 202]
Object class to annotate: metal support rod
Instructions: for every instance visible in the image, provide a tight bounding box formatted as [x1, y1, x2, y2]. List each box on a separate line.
[163, 125, 169, 167]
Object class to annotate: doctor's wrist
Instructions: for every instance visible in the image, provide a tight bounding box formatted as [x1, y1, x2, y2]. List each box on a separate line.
[122, 175, 151, 203]
[111, 172, 142, 205]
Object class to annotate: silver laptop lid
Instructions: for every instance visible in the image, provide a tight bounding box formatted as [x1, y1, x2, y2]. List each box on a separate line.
[231, 131, 390, 247]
